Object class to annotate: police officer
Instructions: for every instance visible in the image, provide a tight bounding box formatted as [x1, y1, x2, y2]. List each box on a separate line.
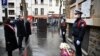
[60, 19, 67, 42]
[72, 10, 86, 56]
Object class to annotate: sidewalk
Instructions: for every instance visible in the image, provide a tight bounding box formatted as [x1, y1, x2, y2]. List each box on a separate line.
[0, 26, 76, 56]
[28, 26, 75, 56]
[29, 27, 61, 56]
[0, 26, 31, 56]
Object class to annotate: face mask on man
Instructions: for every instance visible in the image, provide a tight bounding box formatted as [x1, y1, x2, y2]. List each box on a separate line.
[10, 20, 13, 23]
[74, 15, 79, 18]
[74, 14, 81, 19]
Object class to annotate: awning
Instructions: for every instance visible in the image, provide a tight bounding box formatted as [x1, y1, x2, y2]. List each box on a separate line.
[27, 15, 33, 19]
[48, 14, 61, 18]
[27, 15, 33, 22]
[34, 15, 48, 19]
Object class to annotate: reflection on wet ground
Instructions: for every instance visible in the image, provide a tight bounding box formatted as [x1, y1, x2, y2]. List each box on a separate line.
[0, 26, 62, 56]
[30, 26, 61, 56]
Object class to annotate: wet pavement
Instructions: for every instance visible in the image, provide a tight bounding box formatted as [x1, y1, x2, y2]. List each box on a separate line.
[0, 25, 74, 56]
[0, 26, 20, 56]
[29, 26, 62, 56]
[0, 26, 6, 56]
[0, 26, 63, 56]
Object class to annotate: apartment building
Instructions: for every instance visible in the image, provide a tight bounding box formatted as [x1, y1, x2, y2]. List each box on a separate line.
[0, 0, 16, 22]
[0, 0, 65, 23]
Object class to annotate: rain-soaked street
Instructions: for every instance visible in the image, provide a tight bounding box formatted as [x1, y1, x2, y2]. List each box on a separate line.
[0, 26, 63, 56]
[29, 26, 62, 56]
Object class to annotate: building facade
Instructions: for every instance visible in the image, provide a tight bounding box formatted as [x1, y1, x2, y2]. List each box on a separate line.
[0, 0, 65, 22]
[0, 0, 16, 22]
[65, 0, 100, 56]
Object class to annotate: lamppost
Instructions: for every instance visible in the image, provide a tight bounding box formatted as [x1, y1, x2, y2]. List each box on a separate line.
[1, 0, 8, 22]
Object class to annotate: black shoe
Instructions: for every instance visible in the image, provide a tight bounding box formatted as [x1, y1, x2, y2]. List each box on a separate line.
[19, 49, 22, 55]
[19, 47, 24, 51]
[19, 47, 24, 55]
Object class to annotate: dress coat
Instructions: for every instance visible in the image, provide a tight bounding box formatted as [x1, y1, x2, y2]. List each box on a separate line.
[4, 24, 18, 51]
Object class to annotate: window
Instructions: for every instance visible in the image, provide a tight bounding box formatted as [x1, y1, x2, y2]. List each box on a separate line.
[35, 0, 38, 4]
[56, 0, 59, 6]
[41, 8, 44, 15]
[49, 0, 52, 6]
[41, 0, 44, 4]
[8, 3, 14, 8]
[50, 0, 52, 2]
[35, 8, 38, 15]
[9, 10, 15, 15]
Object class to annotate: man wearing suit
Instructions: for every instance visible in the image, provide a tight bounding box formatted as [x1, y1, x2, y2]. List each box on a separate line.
[16, 15, 31, 50]
[24, 18, 32, 44]
[60, 19, 67, 42]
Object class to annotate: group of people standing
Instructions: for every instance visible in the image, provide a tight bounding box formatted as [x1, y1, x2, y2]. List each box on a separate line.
[3, 9, 86, 56]
[4, 15, 31, 56]
[60, 10, 86, 56]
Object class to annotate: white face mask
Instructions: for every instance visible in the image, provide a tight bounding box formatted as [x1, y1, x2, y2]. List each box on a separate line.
[61, 19, 64, 23]
[10, 20, 13, 23]
[74, 14, 81, 18]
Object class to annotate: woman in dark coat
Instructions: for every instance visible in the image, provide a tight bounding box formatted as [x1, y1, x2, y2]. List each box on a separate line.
[4, 19, 18, 56]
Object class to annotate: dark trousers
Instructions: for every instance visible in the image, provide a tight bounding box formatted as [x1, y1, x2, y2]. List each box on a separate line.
[8, 51, 12, 56]
[18, 35, 29, 49]
[18, 36, 24, 49]
[25, 35, 29, 44]
[74, 39, 82, 56]
[61, 29, 66, 42]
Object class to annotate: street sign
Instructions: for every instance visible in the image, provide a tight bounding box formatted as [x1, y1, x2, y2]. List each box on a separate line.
[1, 0, 7, 6]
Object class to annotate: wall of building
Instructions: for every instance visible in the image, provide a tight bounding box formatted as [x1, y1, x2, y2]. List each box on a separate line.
[15, 0, 21, 17]
[32, 4, 49, 15]
[88, 27, 100, 56]
[0, 0, 65, 20]
[65, 0, 100, 56]
[8, 0, 16, 19]
[0, 0, 65, 23]
[88, 0, 100, 56]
